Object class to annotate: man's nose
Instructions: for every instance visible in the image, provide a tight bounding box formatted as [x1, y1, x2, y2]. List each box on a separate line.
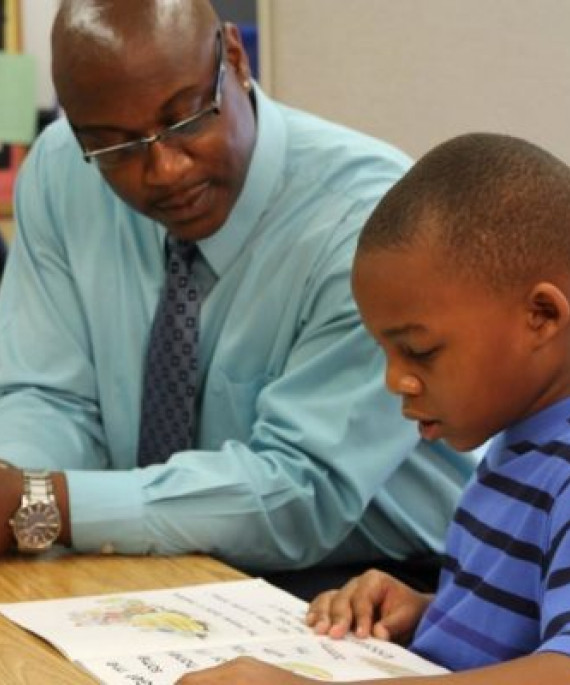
[143, 139, 193, 187]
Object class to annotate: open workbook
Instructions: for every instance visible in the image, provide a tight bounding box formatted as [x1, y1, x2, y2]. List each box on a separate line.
[0, 578, 447, 683]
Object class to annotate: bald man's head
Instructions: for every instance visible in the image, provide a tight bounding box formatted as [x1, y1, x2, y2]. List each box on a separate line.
[54, 0, 217, 50]
[52, 0, 221, 124]
[52, 0, 218, 79]
[50, 0, 257, 243]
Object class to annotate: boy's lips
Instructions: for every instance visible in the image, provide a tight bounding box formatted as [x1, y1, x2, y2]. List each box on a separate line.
[404, 410, 443, 441]
[417, 419, 443, 441]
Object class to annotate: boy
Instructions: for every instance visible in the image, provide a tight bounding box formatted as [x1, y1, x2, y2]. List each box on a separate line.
[176, 132, 570, 683]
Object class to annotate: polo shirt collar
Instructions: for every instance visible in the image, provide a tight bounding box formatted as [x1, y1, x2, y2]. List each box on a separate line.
[487, 396, 570, 466]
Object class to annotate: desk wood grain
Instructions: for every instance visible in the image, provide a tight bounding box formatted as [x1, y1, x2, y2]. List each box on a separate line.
[0, 552, 246, 685]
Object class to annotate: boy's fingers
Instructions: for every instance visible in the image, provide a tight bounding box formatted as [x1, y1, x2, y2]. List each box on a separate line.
[372, 621, 390, 641]
[306, 589, 336, 623]
[327, 590, 358, 638]
[328, 575, 382, 639]
[373, 604, 419, 644]
[306, 590, 338, 633]
[307, 589, 355, 638]
[306, 571, 394, 640]
[348, 592, 377, 638]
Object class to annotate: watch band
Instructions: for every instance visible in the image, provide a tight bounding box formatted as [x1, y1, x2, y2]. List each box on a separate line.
[22, 469, 55, 506]
[10, 470, 62, 553]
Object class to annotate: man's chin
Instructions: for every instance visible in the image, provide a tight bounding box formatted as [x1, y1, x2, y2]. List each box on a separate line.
[158, 214, 223, 243]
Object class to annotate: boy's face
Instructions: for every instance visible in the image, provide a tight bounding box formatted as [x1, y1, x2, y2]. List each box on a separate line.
[352, 246, 545, 451]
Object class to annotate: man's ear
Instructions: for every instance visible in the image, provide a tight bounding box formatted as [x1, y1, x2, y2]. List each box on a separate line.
[222, 22, 252, 88]
[527, 281, 570, 347]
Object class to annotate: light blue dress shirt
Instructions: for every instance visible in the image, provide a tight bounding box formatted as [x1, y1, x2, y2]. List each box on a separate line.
[0, 86, 479, 569]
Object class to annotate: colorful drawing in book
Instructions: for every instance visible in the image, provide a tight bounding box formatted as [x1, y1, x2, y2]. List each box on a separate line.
[70, 597, 209, 638]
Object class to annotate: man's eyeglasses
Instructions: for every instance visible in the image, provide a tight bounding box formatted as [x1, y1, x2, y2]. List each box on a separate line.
[77, 30, 226, 170]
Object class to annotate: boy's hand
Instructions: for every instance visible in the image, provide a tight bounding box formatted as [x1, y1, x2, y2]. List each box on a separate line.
[306, 569, 432, 644]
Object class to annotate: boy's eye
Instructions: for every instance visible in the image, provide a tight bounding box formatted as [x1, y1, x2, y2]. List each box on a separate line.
[401, 345, 440, 362]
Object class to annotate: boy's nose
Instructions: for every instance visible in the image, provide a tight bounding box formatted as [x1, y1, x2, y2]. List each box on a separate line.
[386, 364, 422, 397]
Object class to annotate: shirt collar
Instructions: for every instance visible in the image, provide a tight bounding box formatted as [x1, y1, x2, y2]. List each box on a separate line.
[486, 396, 570, 465]
[197, 83, 287, 277]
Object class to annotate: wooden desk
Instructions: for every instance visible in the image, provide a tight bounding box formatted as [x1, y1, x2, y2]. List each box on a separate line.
[0, 552, 246, 684]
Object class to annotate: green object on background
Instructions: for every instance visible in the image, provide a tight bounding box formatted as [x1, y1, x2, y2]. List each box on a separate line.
[0, 52, 36, 144]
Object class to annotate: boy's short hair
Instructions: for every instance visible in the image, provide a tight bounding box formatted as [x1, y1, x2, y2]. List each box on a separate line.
[358, 133, 570, 292]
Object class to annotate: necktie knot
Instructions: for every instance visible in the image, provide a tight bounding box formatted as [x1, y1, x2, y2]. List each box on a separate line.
[168, 237, 197, 264]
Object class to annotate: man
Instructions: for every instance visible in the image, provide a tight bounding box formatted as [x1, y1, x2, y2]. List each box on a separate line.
[0, 0, 476, 584]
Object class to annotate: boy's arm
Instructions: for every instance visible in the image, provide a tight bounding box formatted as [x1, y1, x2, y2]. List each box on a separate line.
[373, 652, 570, 685]
[174, 652, 570, 685]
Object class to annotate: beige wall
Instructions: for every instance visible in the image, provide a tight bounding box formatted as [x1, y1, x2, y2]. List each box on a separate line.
[21, 0, 59, 109]
[258, 0, 570, 163]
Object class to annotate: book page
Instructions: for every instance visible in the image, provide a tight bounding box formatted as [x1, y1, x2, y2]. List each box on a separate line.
[0, 578, 447, 683]
[80, 632, 448, 684]
[0, 578, 308, 661]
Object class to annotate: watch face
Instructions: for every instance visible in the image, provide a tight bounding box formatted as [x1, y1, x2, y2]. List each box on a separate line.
[11, 502, 62, 551]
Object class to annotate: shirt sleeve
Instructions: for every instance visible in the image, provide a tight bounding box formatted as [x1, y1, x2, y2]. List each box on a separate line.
[0, 136, 109, 472]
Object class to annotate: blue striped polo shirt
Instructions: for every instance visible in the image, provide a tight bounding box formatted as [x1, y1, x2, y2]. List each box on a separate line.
[410, 396, 570, 670]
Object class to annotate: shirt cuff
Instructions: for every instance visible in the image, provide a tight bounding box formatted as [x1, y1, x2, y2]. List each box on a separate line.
[65, 469, 148, 554]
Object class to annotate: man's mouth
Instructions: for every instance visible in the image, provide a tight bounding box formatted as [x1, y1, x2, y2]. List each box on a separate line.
[153, 181, 211, 218]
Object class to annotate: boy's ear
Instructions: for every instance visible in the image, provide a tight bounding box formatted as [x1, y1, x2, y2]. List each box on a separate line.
[526, 282, 570, 345]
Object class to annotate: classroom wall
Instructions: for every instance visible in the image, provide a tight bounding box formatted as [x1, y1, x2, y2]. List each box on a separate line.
[211, 0, 256, 24]
[258, 0, 570, 164]
[21, 0, 58, 110]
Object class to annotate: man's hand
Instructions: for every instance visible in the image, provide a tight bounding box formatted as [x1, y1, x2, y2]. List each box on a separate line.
[175, 657, 314, 685]
[306, 569, 432, 644]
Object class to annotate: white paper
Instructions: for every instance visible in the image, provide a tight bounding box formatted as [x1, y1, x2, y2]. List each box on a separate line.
[0, 578, 447, 683]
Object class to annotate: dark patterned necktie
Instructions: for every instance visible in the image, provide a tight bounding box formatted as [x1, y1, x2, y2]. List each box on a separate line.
[137, 238, 201, 466]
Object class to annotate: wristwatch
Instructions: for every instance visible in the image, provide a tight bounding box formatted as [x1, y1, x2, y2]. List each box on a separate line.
[9, 470, 62, 553]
